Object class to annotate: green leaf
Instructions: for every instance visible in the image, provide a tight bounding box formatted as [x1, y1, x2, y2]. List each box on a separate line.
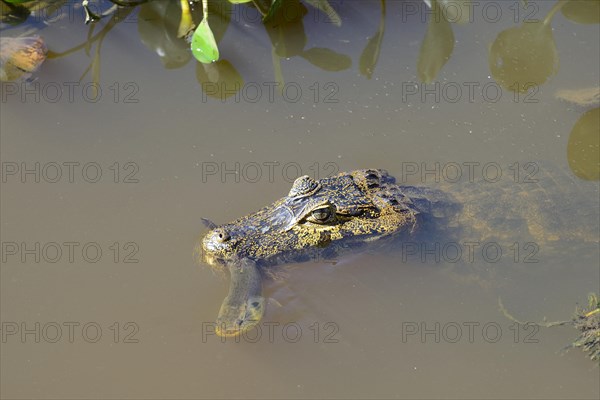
[191, 18, 219, 63]
[3, 0, 35, 4]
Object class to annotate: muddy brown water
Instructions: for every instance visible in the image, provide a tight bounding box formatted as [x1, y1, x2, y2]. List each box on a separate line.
[1, 1, 599, 399]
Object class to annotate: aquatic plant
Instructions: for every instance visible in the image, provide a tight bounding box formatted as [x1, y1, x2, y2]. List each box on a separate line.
[571, 293, 600, 361]
[499, 293, 600, 362]
[1, 0, 598, 113]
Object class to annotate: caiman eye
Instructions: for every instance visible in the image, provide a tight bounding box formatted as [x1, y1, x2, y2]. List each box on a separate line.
[307, 206, 334, 224]
[214, 229, 230, 243]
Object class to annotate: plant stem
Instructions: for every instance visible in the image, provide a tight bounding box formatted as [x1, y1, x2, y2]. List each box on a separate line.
[543, 0, 568, 26]
[251, 0, 269, 17]
[202, 0, 208, 18]
[498, 298, 571, 328]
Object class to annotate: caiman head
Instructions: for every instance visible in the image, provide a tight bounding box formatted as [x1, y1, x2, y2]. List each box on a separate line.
[201, 169, 422, 269]
[200, 169, 423, 337]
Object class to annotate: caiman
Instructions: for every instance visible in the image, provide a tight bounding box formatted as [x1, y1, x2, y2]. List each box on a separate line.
[199, 167, 599, 337]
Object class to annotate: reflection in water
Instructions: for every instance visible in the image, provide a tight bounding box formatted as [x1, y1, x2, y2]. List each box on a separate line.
[0, 35, 47, 82]
[6, 1, 596, 96]
[567, 107, 600, 181]
[264, 2, 351, 91]
[556, 87, 600, 108]
[417, 0, 454, 84]
[488, 2, 564, 93]
[299, 47, 351, 72]
[138, 0, 192, 69]
[359, 0, 385, 79]
[423, 0, 472, 24]
[196, 60, 244, 100]
[178, 0, 194, 38]
[265, 4, 308, 58]
[562, 0, 600, 24]
[487, 0, 600, 93]
[304, 0, 341, 27]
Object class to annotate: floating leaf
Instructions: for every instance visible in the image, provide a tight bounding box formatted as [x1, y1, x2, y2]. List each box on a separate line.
[300, 47, 351, 71]
[417, 0, 454, 83]
[191, 18, 219, 63]
[562, 0, 600, 24]
[567, 107, 600, 180]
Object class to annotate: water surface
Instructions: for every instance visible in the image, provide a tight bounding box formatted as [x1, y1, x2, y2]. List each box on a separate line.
[1, 1, 599, 398]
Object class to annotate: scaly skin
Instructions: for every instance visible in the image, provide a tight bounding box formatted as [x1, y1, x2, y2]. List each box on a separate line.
[202, 169, 422, 336]
[200, 167, 599, 337]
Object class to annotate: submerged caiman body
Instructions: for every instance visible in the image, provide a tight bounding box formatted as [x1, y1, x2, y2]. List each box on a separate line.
[200, 167, 599, 336]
